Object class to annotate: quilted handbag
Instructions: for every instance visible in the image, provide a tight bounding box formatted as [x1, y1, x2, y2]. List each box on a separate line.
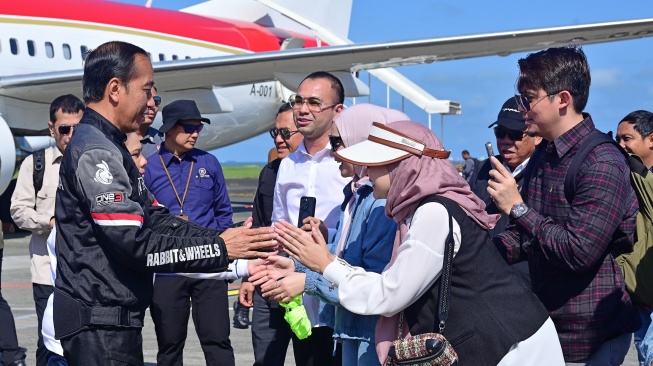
[386, 199, 459, 366]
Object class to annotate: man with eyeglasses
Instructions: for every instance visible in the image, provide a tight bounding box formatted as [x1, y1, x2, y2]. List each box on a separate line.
[144, 99, 236, 366]
[137, 86, 162, 158]
[236, 102, 307, 365]
[471, 97, 541, 286]
[488, 46, 640, 365]
[10, 94, 84, 366]
[269, 71, 349, 366]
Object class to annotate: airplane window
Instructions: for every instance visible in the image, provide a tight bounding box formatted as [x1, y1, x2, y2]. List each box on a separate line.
[159, 53, 165, 61]
[10, 38, 18, 55]
[45, 42, 54, 58]
[147, 52, 152, 59]
[185, 56, 191, 59]
[172, 55, 178, 60]
[27, 40, 36, 56]
[63, 44, 71, 60]
[80, 45, 88, 59]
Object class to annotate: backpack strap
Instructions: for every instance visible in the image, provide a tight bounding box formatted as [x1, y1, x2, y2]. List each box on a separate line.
[33, 148, 46, 195]
[563, 131, 622, 204]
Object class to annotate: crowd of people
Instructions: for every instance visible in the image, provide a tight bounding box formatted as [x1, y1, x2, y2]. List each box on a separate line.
[1, 40, 652, 366]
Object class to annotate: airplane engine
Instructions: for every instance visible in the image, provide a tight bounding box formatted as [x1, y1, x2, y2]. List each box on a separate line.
[0, 116, 17, 195]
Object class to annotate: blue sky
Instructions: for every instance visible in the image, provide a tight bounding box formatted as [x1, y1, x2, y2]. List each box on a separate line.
[115, 0, 653, 163]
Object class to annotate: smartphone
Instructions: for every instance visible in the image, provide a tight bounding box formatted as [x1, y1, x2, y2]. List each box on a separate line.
[485, 142, 495, 158]
[297, 196, 317, 227]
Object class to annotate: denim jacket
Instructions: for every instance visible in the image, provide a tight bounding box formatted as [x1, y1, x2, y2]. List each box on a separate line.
[295, 181, 396, 340]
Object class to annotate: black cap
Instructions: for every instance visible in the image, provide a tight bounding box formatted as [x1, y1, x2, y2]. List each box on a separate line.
[159, 100, 210, 134]
[487, 97, 525, 131]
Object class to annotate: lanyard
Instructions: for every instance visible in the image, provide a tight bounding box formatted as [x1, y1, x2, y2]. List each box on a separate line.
[159, 154, 194, 215]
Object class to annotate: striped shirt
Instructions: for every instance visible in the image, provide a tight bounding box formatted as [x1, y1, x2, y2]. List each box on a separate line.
[494, 115, 640, 362]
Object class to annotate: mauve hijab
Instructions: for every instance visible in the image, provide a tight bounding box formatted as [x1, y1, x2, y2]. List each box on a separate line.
[332, 104, 408, 256]
[375, 120, 499, 364]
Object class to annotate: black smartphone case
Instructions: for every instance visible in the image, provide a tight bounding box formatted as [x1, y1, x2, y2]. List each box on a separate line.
[297, 196, 317, 227]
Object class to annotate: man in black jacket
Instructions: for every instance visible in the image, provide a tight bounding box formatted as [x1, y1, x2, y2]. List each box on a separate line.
[471, 97, 541, 284]
[53, 41, 276, 366]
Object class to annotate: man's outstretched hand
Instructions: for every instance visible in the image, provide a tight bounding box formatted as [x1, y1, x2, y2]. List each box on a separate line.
[220, 218, 277, 260]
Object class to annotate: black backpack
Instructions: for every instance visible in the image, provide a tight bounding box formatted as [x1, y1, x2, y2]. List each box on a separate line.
[564, 130, 653, 307]
[33, 148, 46, 203]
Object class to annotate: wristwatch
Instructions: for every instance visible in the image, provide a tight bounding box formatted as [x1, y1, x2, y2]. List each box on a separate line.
[509, 202, 529, 220]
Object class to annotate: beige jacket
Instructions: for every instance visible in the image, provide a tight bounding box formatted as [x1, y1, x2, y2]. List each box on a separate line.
[10, 146, 61, 285]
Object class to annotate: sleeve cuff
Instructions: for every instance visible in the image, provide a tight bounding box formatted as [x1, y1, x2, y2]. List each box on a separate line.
[323, 257, 354, 287]
[304, 270, 318, 294]
[234, 259, 249, 278]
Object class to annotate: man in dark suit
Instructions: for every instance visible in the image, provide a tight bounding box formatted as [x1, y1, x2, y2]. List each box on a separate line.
[471, 97, 541, 285]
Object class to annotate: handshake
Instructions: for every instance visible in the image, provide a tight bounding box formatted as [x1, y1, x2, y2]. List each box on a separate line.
[219, 217, 279, 260]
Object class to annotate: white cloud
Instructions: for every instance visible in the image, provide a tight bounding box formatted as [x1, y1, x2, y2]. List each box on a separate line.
[592, 68, 623, 87]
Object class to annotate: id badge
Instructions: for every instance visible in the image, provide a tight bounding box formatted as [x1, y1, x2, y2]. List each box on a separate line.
[177, 213, 189, 221]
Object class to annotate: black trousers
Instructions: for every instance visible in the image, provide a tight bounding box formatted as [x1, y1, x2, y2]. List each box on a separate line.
[251, 288, 341, 366]
[60, 326, 143, 366]
[33, 283, 54, 366]
[150, 275, 234, 366]
[293, 326, 341, 366]
[0, 248, 27, 365]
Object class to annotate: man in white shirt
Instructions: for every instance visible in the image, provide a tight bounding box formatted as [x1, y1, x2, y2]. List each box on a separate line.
[271, 71, 349, 365]
[10, 94, 84, 366]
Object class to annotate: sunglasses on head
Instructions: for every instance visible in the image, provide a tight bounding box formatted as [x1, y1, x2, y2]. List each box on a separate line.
[178, 123, 203, 134]
[57, 125, 74, 135]
[153, 96, 162, 107]
[329, 135, 344, 153]
[269, 127, 299, 140]
[494, 127, 526, 141]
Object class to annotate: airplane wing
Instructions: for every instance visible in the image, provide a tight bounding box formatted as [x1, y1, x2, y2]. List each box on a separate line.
[1, 18, 652, 103]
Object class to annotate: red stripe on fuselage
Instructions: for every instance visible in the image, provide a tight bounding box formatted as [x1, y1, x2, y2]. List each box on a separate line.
[91, 212, 144, 223]
[0, 0, 296, 52]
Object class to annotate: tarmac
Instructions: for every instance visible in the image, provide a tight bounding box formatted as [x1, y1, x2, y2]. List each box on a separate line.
[0, 178, 642, 365]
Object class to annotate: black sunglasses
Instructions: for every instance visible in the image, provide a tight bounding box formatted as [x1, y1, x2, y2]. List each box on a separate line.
[329, 135, 344, 153]
[178, 123, 203, 134]
[57, 125, 74, 135]
[494, 127, 526, 141]
[514, 91, 560, 112]
[269, 127, 299, 140]
[153, 96, 162, 107]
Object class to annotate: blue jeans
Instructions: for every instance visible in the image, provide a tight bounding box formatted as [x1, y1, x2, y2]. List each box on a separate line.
[341, 338, 380, 366]
[635, 307, 653, 366]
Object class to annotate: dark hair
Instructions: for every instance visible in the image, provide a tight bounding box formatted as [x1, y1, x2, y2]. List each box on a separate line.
[49, 94, 85, 123]
[277, 102, 292, 116]
[620, 110, 653, 138]
[82, 41, 149, 104]
[462, 150, 470, 155]
[517, 46, 590, 114]
[301, 71, 345, 104]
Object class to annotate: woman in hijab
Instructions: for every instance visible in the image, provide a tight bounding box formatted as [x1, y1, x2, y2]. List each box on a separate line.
[273, 121, 564, 365]
[255, 104, 404, 365]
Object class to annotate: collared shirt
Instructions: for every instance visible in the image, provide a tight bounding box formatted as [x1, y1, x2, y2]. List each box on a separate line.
[272, 141, 349, 327]
[10, 146, 62, 285]
[140, 126, 162, 158]
[505, 156, 530, 178]
[144, 144, 233, 231]
[494, 114, 640, 361]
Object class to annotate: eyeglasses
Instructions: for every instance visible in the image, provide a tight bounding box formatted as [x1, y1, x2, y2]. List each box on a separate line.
[178, 123, 203, 134]
[153, 96, 162, 107]
[288, 94, 338, 113]
[494, 127, 526, 141]
[269, 127, 299, 140]
[329, 135, 344, 153]
[57, 125, 74, 135]
[514, 91, 561, 112]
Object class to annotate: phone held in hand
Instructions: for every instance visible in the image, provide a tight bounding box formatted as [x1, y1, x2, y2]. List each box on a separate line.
[485, 142, 495, 158]
[297, 196, 317, 227]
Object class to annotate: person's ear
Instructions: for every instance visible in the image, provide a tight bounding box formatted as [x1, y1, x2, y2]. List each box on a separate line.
[534, 136, 543, 146]
[646, 133, 653, 150]
[48, 121, 55, 138]
[557, 91, 572, 111]
[107, 78, 122, 104]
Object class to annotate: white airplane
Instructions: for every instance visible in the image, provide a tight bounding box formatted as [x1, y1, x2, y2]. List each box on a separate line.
[0, 0, 652, 195]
